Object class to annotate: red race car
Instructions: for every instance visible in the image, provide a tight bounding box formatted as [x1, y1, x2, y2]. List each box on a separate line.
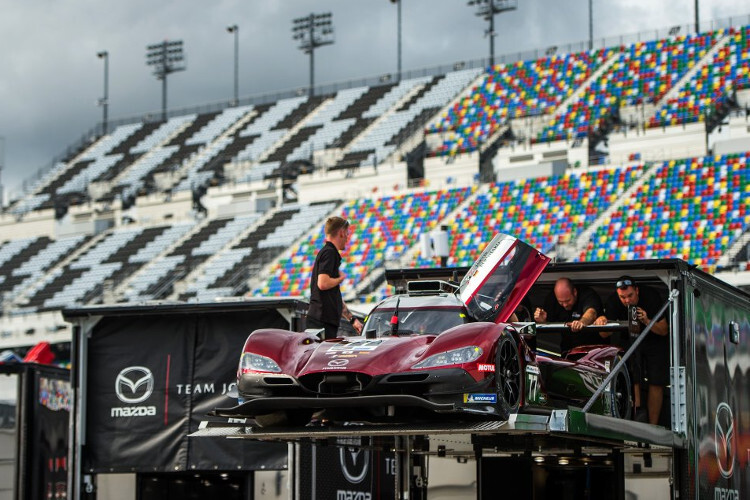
[215, 233, 631, 427]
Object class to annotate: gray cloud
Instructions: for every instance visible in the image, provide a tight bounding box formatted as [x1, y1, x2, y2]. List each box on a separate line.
[1, 0, 747, 199]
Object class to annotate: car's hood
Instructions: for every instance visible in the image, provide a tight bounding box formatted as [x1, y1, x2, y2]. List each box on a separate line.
[298, 336, 435, 376]
[458, 233, 550, 324]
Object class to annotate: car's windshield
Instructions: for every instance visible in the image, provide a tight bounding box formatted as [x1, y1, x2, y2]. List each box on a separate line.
[364, 308, 468, 336]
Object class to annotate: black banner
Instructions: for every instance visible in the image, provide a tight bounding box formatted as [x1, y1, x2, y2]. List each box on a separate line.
[85, 309, 288, 473]
[32, 370, 71, 500]
[299, 440, 396, 500]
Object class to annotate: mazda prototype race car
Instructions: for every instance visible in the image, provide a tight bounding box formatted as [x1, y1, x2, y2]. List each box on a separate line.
[215, 233, 631, 427]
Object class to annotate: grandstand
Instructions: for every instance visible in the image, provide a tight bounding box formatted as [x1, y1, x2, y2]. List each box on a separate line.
[2, 18, 750, 356]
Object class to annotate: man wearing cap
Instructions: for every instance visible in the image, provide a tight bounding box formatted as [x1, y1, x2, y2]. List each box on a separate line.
[594, 276, 669, 425]
[307, 216, 363, 340]
[534, 278, 605, 352]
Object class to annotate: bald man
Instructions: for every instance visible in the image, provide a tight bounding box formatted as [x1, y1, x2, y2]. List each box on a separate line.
[534, 278, 605, 352]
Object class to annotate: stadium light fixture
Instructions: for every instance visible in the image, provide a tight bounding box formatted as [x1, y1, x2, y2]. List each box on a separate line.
[146, 39, 186, 121]
[227, 25, 239, 105]
[292, 12, 335, 97]
[97, 51, 109, 134]
[467, 0, 517, 66]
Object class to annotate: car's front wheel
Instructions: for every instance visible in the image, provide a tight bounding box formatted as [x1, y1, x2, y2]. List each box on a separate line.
[494, 334, 522, 420]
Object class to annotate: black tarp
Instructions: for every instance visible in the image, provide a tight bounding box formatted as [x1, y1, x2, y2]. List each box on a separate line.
[82, 308, 290, 473]
[298, 439, 396, 500]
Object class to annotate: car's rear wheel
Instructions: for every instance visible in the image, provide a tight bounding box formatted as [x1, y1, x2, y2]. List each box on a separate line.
[609, 355, 632, 419]
[254, 410, 313, 428]
[494, 334, 522, 420]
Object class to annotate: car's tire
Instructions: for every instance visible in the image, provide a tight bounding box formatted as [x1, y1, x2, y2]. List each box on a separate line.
[494, 333, 522, 420]
[609, 355, 632, 419]
[254, 410, 313, 428]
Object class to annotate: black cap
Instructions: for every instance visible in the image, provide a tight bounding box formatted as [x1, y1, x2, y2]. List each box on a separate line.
[615, 276, 636, 289]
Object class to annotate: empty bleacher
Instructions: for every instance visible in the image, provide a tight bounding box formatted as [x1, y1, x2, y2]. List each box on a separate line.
[581, 152, 750, 266]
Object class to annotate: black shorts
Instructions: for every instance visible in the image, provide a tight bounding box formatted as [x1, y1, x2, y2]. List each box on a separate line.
[306, 316, 339, 340]
[639, 334, 670, 386]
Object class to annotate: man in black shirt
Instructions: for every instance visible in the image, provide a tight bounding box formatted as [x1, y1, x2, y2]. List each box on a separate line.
[594, 276, 669, 425]
[534, 278, 605, 352]
[307, 216, 363, 339]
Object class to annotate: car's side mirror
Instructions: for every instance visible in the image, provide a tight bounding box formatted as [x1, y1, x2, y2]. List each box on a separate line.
[514, 322, 536, 337]
[304, 328, 325, 340]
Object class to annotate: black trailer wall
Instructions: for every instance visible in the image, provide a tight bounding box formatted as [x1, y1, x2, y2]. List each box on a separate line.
[0, 363, 70, 500]
[64, 301, 303, 484]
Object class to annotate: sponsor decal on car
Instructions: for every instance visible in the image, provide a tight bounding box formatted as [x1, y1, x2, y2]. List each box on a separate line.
[463, 393, 497, 403]
[327, 358, 350, 369]
[477, 364, 495, 372]
[328, 340, 384, 354]
[525, 365, 540, 375]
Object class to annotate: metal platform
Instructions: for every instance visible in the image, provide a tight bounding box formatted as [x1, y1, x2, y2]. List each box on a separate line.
[192, 410, 684, 450]
[191, 414, 551, 441]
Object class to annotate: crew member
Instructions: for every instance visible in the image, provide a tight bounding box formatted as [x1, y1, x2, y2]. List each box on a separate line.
[534, 278, 605, 352]
[307, 216, 363, 339]
[594, 276, 669, 425]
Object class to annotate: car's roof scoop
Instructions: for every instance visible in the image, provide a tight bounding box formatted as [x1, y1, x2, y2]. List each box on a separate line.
[458, 233, 550, 324]
[406, 280, 459, 294]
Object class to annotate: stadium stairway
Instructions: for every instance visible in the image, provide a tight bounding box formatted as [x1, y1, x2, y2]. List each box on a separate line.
[336, 78, 433, 166]
[717, 229, 750, 267]
[570, 161, 656, 255]
[652, 32, 732, 111]
[243, 200, 347, 295]
[110, 218, 209, 301]
[10, 230, 108, 311]
[169, 108, 258, 193]
[170, 208, 276, 300]
[98, 116, 195, 202]
[520, 50, 622, 142]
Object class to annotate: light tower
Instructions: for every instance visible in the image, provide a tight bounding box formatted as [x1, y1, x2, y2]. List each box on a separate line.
[467, 0, 517, 66]
[292, 12, 335, 97]
[146, 40, 186, 121]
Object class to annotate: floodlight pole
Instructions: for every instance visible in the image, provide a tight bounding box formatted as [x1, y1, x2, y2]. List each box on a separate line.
[146, 39, 186, 122]
[392, 0, 402, 80]
[227, 25, 239, 105]
[292, 12, 334, 97]
[694, 0, 700, 32]
[309, 14, 315, 96]
[468, 0, 517, 67]
[588, 0, 593, 50]
[97, 51, 109, 134]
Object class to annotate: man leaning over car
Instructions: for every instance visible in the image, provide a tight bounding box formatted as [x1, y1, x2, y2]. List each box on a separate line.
[534, 277, 606, 352]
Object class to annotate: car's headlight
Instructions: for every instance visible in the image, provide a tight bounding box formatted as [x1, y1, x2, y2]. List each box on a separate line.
[240, 352, 282, 373]
[412, 346, 483, 369]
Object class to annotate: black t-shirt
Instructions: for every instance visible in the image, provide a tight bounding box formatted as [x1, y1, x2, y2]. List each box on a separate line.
[308, 241, 342, 326]
[603, 285, 668, 346]
[543, 285, 605, 351]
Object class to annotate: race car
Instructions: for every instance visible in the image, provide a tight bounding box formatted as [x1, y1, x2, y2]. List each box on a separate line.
[214, 233, 631, 427]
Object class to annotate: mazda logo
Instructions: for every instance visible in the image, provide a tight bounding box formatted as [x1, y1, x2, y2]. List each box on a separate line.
[715, 402, 735, 479]
[340, 446, 369, 484]
[115, 366, 154, 404]
[328, 358, 349, 367]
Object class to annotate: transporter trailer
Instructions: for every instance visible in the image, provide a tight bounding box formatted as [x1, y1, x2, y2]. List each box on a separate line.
[195, 259, 749, 500]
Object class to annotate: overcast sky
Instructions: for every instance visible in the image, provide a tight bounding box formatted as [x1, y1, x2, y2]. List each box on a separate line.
[1, 0, 747, 199]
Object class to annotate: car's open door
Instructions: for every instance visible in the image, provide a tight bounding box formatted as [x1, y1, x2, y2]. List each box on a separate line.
[458, 233, 550, 323]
